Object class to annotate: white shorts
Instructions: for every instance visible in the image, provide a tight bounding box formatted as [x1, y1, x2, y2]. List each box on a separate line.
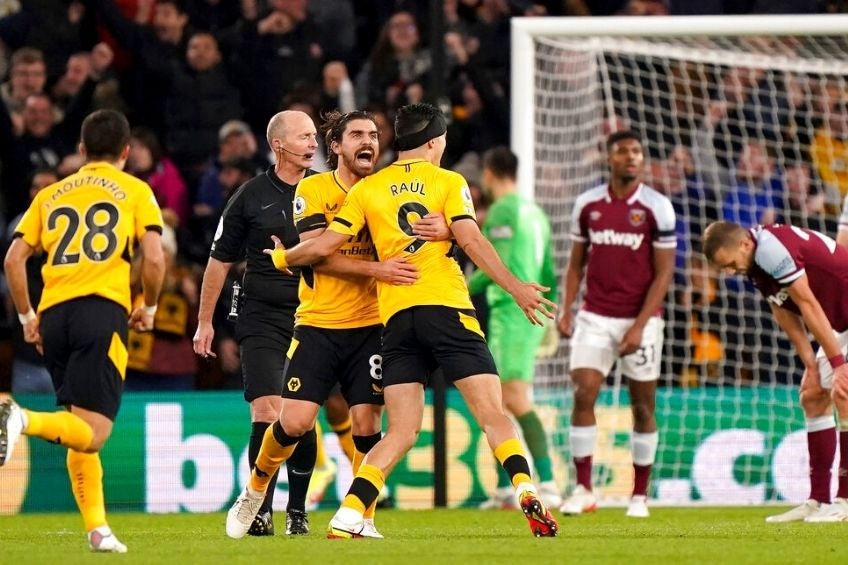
[814, 328, 848, 389]
[569, 310, 664, 382]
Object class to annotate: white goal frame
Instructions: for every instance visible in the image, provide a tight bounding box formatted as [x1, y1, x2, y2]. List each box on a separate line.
[510, 14, 848, 199]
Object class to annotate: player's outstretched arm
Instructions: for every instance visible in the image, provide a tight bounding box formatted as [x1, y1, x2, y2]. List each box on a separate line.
[129, 230, 165, 332]
[451, 218, 556, 326]
[192, 256, 232, 358]
[264, 230, 349, 272]
[301, 228, 419, 285]
[4, 237, 40, 347]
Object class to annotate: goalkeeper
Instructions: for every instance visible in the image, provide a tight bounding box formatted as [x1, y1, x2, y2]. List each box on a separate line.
[469, 147, 561, 510]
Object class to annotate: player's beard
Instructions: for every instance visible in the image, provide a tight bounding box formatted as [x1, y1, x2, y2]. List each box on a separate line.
[342, 149, 375, 178]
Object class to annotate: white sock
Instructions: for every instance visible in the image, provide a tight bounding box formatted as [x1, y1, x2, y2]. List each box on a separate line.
[805, 415, 835, 433]
[570, 425, 597, 458]
[631, 431, 659, 466]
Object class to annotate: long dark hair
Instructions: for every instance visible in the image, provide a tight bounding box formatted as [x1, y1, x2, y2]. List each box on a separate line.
[321, 109, 376, 169]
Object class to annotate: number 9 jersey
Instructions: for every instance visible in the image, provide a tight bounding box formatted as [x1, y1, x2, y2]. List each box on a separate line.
[329, 158, 476, 324]
[13, 161, 164, 314]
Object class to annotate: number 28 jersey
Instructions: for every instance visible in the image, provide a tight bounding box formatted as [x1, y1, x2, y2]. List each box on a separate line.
[14, 161, 164, 314]
[329, 159, 476, 324]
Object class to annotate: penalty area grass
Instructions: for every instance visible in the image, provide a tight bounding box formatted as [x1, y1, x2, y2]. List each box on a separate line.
[0, 506, 844, 564]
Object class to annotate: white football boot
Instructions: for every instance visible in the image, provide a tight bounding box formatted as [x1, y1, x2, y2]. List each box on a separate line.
[0, 399, 25, 466]
[226, 486, 265, 538]
[88, 526, 128, 553]
[360, 518, 384, 539]
[765, 499, 820, 523]
[804, 498, 848, 523]
[559, 484, 597, 515]
[625, 495, 650, 518]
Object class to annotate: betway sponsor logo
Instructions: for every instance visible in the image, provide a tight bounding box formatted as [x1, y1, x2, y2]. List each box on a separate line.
[589, 229, 645, 250]
[766, 288, 790, 307]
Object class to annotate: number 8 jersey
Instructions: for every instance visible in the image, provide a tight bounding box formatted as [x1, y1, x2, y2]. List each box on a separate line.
[329, 158, 476, 324]
[13, 161, 164, 314]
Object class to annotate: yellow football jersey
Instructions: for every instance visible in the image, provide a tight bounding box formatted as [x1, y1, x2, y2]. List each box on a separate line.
[14, 161, 164, 314]
[811, 130, 848, 196]
[329, 159, 476, 323]
[293, 170, 380, 328]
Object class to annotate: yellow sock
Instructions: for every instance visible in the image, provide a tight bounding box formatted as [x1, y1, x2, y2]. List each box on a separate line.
[25, 410, 93, 452]
[494, 438, 532, 488]
[342, 463, 385, 514]
[352, 449, 365, 475]
[67, 450, 106, 531]
[314, 420, 328, 468]
[352, 450, 378, 518]
[330, 416, 355, 464]
[250, 425, 297, 493]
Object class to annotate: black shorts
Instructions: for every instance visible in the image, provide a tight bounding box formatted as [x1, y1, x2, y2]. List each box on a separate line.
[40, 296, 128, 421]
[381, 306, 497, 387]
[237, 298, 295, 402]
[283, 324, 384, 407]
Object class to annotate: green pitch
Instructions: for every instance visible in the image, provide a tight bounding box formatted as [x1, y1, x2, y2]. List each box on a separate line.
[0, 507, 844, 564]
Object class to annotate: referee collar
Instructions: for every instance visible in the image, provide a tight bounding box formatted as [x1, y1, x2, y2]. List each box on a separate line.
[265, 166, 315, 194]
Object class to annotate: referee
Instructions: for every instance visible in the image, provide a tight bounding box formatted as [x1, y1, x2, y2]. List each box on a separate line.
[193, 110, 318, 536]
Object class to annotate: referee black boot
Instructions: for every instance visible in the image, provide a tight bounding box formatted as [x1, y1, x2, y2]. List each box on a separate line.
[286, 509, 309, 535]
[247, 510, 274, 536]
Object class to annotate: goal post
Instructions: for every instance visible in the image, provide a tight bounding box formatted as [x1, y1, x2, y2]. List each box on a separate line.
[512, 15, 848, 505]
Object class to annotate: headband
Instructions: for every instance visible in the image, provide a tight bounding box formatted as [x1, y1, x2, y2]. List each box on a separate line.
[393, 114, 447, 151]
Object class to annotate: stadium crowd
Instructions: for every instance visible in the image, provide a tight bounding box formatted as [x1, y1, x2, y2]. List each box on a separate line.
[1, 0, 848, 393]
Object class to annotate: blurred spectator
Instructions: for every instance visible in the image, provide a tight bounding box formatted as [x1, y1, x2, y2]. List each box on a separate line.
[0, 0, 87, 79]
[811, 83, 848, 203]
[782, 161, 834, 233]
[162, 31, 243, 181]
[126, 225, 198, 391]
[232, 0, 324, 136]
[444, 31, 509, 166]
[722, 141, 782, 227]
[648, 158, 690, 274]
[1, 47, 47, 133]
[355, 11, 431, 110]
[705, 67, 763, 170]
[195, 119, 261, 219]
[3, 168, 60, 394]
[0, 65, 105, 219]
[464, 0, 512, 89]
[52, 43, 124, 115]
[93, 0, 191, 135]
[365, 103, 396, 171]
[51, 51, 92, 111]
[127, 126, 190, 226]
[308, 0, 356, 63]
[319, 61, 356, 115]
[667, 145, 721, 253]
[674, 254, 724, 386]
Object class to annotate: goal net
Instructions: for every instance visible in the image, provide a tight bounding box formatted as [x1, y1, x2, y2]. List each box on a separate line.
[513, 16, 848, 505]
